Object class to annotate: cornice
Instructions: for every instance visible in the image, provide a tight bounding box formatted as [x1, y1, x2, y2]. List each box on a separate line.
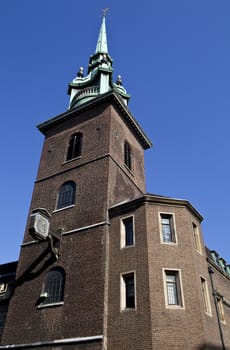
[37, 91, 152, 150]
[109, 193, 203, 221]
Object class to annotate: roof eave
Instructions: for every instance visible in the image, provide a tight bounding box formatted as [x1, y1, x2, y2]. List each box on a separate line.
[37, 91, 152, 150]
[109, 193, 203, 221]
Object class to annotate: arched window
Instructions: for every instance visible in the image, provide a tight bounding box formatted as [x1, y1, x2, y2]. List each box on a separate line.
[66, 132, 82, 161]
[56, 181, 76, 210]
[40, 268, 65, 305]
[124, 141, 132, 170]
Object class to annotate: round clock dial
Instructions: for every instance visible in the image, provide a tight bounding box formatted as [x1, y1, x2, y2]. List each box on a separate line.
[34, 214, 49, 238]
[37, 215, 48, 234]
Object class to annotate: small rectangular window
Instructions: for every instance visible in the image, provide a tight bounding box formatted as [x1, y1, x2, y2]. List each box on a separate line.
[200, 276, 212, 315]
[124, 141, 132, 170]
[121, 216, 134, 248]
[216, 296, 225, 323]
[121, 272, 136, 310]
[66, 132, 82, 161]
[160, 214, 176, 243]
[192, 222, 202, 254]
[164, 269, 183, 307]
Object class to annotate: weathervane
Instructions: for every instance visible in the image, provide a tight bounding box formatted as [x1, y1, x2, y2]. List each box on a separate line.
[102, 7, 109, 17]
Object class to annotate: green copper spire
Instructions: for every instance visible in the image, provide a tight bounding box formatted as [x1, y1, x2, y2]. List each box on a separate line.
[68, 12, 130, 109]
[95, 12, 108, 54]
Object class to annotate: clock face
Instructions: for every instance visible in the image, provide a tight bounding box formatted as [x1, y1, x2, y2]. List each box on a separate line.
[35, 214, 49, 238]
[37, 215, 48, 234]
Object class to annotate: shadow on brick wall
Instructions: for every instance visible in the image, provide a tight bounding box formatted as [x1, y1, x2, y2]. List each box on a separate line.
[14, 247, 55, 290]
[198, 344, 225, 350]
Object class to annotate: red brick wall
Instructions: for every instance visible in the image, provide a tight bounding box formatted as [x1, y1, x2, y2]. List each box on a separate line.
[2, 97, 147, 348]
[108, 197, 230, 349]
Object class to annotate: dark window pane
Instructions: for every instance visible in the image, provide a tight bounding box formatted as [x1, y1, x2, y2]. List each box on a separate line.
[125, 275, 135, 308]
[41, 268, 65, 305]
[0, 304, 8, 339]
[124, 142, 132, 170]
[123, 217, 134, 246]
[57, 181, 76, 209]
[67, 133, 82, 161]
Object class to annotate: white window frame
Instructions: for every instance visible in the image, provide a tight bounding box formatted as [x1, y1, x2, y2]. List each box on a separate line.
[120, 271, 136, 311]
[163, 268, 185, 309]
[0, 283, 7, 294]
[120, 215, 135, 248]
[192, 222, 202, 255]
[159, 212, 177, 245]
[216, 296, 225, 323]
[200, 276, 212, 316]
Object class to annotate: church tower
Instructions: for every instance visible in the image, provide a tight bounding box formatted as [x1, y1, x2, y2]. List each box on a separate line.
[2, 13, 230, 350]
[1, 13, 151, 350]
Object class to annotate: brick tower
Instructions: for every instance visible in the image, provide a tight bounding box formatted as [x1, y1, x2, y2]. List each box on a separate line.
[1, 14, 230, 350]
[1, 14, 152, 350]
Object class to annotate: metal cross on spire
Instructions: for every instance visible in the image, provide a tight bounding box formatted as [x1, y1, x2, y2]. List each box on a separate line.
[102, 7, 109, 17]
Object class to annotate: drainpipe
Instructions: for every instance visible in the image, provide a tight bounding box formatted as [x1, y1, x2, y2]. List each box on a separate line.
[208, 266, 226, 350]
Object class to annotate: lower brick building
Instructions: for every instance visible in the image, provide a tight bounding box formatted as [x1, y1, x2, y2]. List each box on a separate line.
[0, 14, 229, 350]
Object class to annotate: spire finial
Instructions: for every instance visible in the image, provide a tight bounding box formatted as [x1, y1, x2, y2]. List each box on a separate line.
[102, 8, 109, 17]
[95, 10, 108, 54]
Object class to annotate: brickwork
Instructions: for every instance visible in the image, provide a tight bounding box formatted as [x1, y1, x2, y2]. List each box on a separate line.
[1, 94, 148, 348]
[108, 203, 153, 350]
[2, 226, 105, 345]
[1, 76, 230, 350]
[108, 196, 230, 350]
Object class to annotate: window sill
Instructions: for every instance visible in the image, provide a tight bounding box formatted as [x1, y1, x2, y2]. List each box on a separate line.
[204, 311, 213, 317]
[165, 305, 184, 310]
[120, 244, 135, 250]
[195, 248, 203, 256]
[53, 205, 75, 213]
[63, 156, 82, 165]
[37, 301, 64, 309]
[161, 241, 178, 246]
[123, 164, 135, 177]
[120, 307, 136, 312]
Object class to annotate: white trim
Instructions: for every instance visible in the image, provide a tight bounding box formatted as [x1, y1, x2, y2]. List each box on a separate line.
[216, 296, 226, 324]
[120, 270, 137, 311]
[192, 221, 202, 255]
[22, 221, 109, 247]
[37, 301, 64, 309]
[62, 155, 82, 165]
[62, 221, 108, 235]
[21, 240, 38, 247]
[200, 275, 212, 316]
[53, 204, 75, 213]
[0, 283, 7, 294]
[0, 335, 103, 349]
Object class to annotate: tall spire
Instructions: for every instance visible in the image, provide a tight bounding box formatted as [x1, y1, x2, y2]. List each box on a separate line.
[68, 11, 130, 109]
[95, 11, 108, 54]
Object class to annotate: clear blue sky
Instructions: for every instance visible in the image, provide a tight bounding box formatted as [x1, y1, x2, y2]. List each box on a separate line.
[0, 1, 229, 264]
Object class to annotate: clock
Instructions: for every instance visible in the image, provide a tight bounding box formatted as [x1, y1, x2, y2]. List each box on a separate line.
[29, 211, 50, 240]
